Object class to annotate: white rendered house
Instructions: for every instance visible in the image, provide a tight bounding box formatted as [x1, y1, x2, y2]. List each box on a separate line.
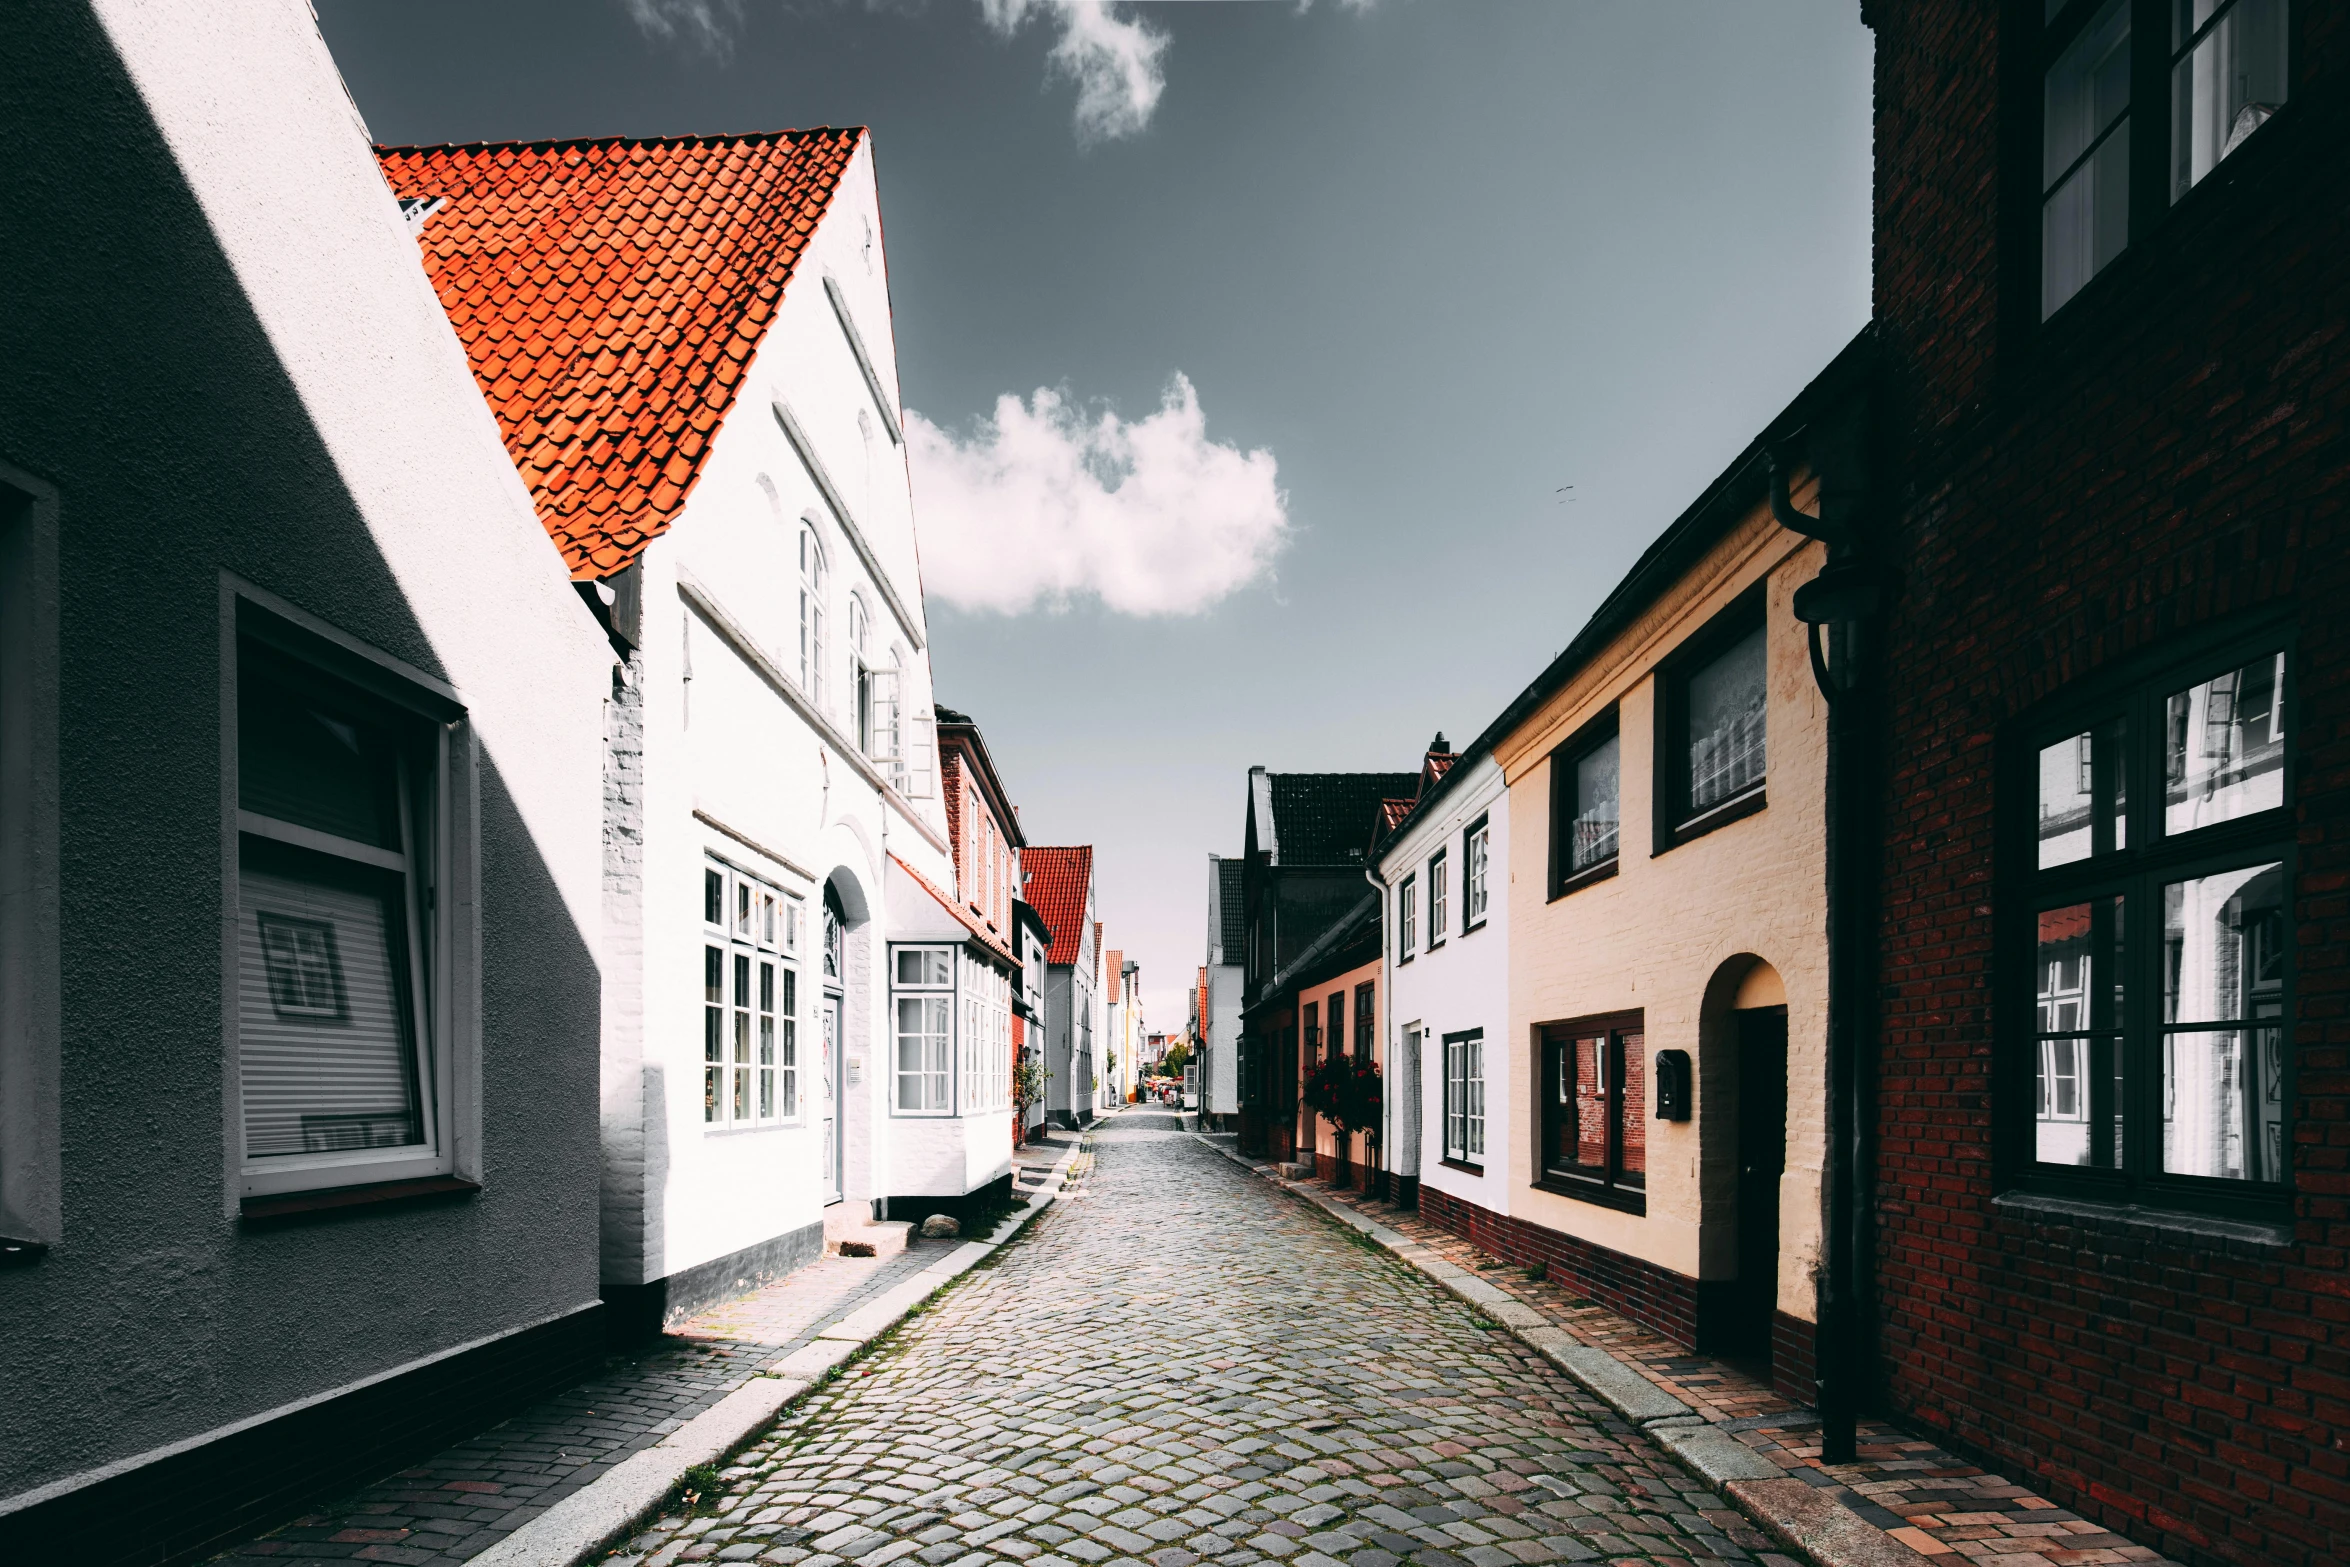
[1374, 749, 1510, 1216]
[386, 128, 1010, 1328]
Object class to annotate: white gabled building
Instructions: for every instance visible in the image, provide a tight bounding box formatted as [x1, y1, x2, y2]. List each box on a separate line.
[386, 126, 1010, 1330]
[1199, 855, 1246, 1128]
[1372, 740, 1509, 1216]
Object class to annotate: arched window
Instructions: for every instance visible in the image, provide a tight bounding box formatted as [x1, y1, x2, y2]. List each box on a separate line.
[798, 525, 827, 705]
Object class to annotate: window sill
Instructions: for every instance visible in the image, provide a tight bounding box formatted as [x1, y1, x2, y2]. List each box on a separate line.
[704, 1122, 802, 1137]
[1, 1235, 49, 1266]
[1992, 1189, 2292, 1251]
[240, 1175, 480, 1224]
[1397, 952, 1414, 966]
[1656, 787, 1765, 854]
[1461, 917, 1487, 936]
[1439, 1158, 1484, 1176]
[1534, 1175, 1647, 1216]
[1550, 857, 1619, 901]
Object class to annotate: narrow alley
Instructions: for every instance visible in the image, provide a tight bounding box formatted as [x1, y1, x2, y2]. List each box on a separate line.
[605, 1112, 1769, 1567]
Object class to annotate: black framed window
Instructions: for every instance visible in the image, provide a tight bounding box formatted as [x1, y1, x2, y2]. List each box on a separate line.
[1427, 849, 1448, 944]
[1354, 983, 1375, 1064]
[2038, 0, 2291, 319]
[1398, 874, 1417, 961]
[1302, 1002, 1320, 1071]
[1539, 1011, 1646, 1213]
[1549, 708, 1621, 896]
[1656, 595, 1767, 850]
[1442, 1029, 1484, 1167]
[1325, 991, 1345, 1062]
[2016, 632, 2293, 1212]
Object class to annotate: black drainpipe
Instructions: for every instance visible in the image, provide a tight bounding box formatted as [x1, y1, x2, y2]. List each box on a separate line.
[1769, 385, 1892, 1467]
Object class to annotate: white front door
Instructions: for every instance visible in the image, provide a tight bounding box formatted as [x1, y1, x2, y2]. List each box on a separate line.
[822, 995, 842, 1203]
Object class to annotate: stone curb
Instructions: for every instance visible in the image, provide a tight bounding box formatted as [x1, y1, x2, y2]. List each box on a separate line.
[466, 1135, 1088, 1567]
[1194, 1135, 1929, 1567]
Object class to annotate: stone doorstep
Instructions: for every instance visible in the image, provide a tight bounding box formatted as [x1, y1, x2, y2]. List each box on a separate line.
[822, 1206, 914, 1259]
[1197, 1135, 1944, 1567]
[466, 1133, 1089, 1567]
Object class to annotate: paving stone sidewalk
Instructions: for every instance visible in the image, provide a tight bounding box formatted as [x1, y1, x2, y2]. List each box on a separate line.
[605, 1106, 1789, 1567]
[209, 1235, 977, 1564]
[1241, 1143, 2175, 1567]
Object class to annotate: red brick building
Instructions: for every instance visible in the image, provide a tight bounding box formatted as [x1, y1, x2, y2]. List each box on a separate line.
[1862, 3, 2348, 1563]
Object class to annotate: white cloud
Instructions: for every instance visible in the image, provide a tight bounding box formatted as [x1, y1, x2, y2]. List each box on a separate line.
[908, 375, 1288, 617]
[981, 0, 1169, 143]
[619, 0, 744, 55]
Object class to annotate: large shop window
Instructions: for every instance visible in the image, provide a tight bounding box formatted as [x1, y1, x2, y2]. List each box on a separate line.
[2039, 0, 2291, 318]
[1550, 708, 1621, 895]
[702, 861, 801, 1128]
[1539, 1011, 1647, 1213]
[2019, 635, 2292, 1212]
[1442, 1029, 1484, 1168]
[1657, 598, 1767, 850]
[234, 633, 459, 1197]
[893, 946, 954, 1113]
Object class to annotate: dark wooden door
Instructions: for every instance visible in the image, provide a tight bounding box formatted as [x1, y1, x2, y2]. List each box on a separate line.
[1734, 1006, 1789, 1362]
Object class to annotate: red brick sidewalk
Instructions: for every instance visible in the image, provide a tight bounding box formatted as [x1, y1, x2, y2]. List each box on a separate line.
[1287, 1165, 2176, 1567]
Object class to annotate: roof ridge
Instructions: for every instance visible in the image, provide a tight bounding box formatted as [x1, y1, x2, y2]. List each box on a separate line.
[374, 126, 866, 156]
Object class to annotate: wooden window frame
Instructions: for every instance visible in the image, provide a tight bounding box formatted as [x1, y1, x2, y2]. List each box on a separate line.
[1652, 589, 1769, 856]
[1548, 705, 1623, 899]
[1463, 816, 1491, 932]
[1441, 1028, 1484, 1171]
[2002, 617, 2298, 1220]
[1536, 1009, 1649, 1215]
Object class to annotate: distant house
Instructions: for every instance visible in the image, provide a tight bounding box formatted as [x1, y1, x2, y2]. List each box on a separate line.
[1235, 767, 1416, 1160]
[931, 706, 1026, 1180]
[1105, 954, 1142, 1105]
[1022, 847, 1100, 1129]
[382, 120, 995, 1325]
[0, 7, 608, 1560]
[1197, 856, 1246, 1130]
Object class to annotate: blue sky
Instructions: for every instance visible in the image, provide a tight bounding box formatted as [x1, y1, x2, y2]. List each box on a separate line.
[319, 0, 1875, 1026]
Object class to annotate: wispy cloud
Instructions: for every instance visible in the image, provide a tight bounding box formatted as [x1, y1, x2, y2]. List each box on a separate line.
[620, 0, 744, 56]
[980, 0, 1169, 143]
[908, 375, 1288, 617]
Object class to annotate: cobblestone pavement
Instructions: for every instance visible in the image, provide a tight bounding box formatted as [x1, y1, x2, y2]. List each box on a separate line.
[606, 1109, 1786, 1567]
[1286, 1149, 2175, 1567]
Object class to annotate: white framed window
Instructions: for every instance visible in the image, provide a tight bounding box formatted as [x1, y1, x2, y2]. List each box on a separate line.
[1398, 874, 1417, 961]
[232, 610, 472, 1199]
[893, 944, 953, 1113]
[1464, 818, 1490, 928]
[798, 525, 828, 707]
[703, 857, 797, 1128]
[1428, 849, 1449, 945]
[1443, 1029, 1485, 1166]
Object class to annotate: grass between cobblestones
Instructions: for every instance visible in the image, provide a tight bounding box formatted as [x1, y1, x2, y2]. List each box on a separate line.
[599, 1111, 1778, 1567]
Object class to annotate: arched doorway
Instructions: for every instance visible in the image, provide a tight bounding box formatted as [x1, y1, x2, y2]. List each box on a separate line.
[1702, 955, 1789, 1369]
[822, 869, 872, 1209]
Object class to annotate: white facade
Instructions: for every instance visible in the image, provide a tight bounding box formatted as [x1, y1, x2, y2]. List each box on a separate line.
[1376, 758, 1509, 1216]
[1201, 855, 1244, 1121]
[600, 140, 1008, 1318]
[1106, 960, 1142, 1107]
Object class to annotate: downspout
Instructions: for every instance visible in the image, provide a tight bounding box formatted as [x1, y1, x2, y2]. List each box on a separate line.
[1771, 384, 1893, 1467]
[1364, 853, 1389, 1199]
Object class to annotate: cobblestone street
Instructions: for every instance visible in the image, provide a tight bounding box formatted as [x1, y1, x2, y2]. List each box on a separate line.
[608, 1112, 1780, 1567]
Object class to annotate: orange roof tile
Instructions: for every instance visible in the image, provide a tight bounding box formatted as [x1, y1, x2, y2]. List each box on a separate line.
[1022, 846, 1093, 966]
[892, 854, 1014, 966]
[378, 129, 863, 580]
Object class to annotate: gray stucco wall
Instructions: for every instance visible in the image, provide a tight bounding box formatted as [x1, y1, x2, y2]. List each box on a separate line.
[0, 9, 603, 1503]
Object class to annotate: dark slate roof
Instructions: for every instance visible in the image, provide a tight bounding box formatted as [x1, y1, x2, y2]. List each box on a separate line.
[1218, 859, 1246, 954]
[1268, 772, 1419, 866]
[1377, 327, 1876, 857]
[1245, 892, 1380, 1016]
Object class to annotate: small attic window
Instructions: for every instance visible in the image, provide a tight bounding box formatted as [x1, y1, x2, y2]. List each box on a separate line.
[398, 195, 445, 235]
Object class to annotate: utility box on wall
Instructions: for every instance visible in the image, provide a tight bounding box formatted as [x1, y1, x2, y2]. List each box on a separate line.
[1654, 1049, 1692, 1120]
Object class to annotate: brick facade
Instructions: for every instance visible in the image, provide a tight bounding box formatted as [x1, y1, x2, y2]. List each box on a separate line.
[1867, 6, 2350, 1565]
[1420, 1185, 1703, 1355]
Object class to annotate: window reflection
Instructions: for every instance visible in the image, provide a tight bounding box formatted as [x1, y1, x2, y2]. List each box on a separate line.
[1573, 734, 1620, 871]
[2035, 898, 2123, 1167]
[2165, 653, 2284, 834]
[1686, 627, 1766, 814]
[2162, 863, 2285, 1180]
[2171, 0, 2289, 201]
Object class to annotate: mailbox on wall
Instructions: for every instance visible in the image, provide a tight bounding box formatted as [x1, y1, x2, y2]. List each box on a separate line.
[1654, 1049, 1692, 1120]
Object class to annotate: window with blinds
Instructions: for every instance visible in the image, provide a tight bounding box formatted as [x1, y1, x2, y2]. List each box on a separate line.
[235, 644, 440, 1186]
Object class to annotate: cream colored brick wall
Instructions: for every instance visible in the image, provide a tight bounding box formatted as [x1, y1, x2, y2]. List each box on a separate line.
[1499, 500, 1828, 1324]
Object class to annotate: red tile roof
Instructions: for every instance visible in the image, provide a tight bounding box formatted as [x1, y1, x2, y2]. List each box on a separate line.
[1379, 797, 1414, 833]
[892, 854, 1013, 966]
[1022, 846, 1093, 966]
[377, 129, 864, 580]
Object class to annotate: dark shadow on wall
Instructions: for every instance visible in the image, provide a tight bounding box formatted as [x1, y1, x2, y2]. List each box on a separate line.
[0, 10, 603, 1565]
